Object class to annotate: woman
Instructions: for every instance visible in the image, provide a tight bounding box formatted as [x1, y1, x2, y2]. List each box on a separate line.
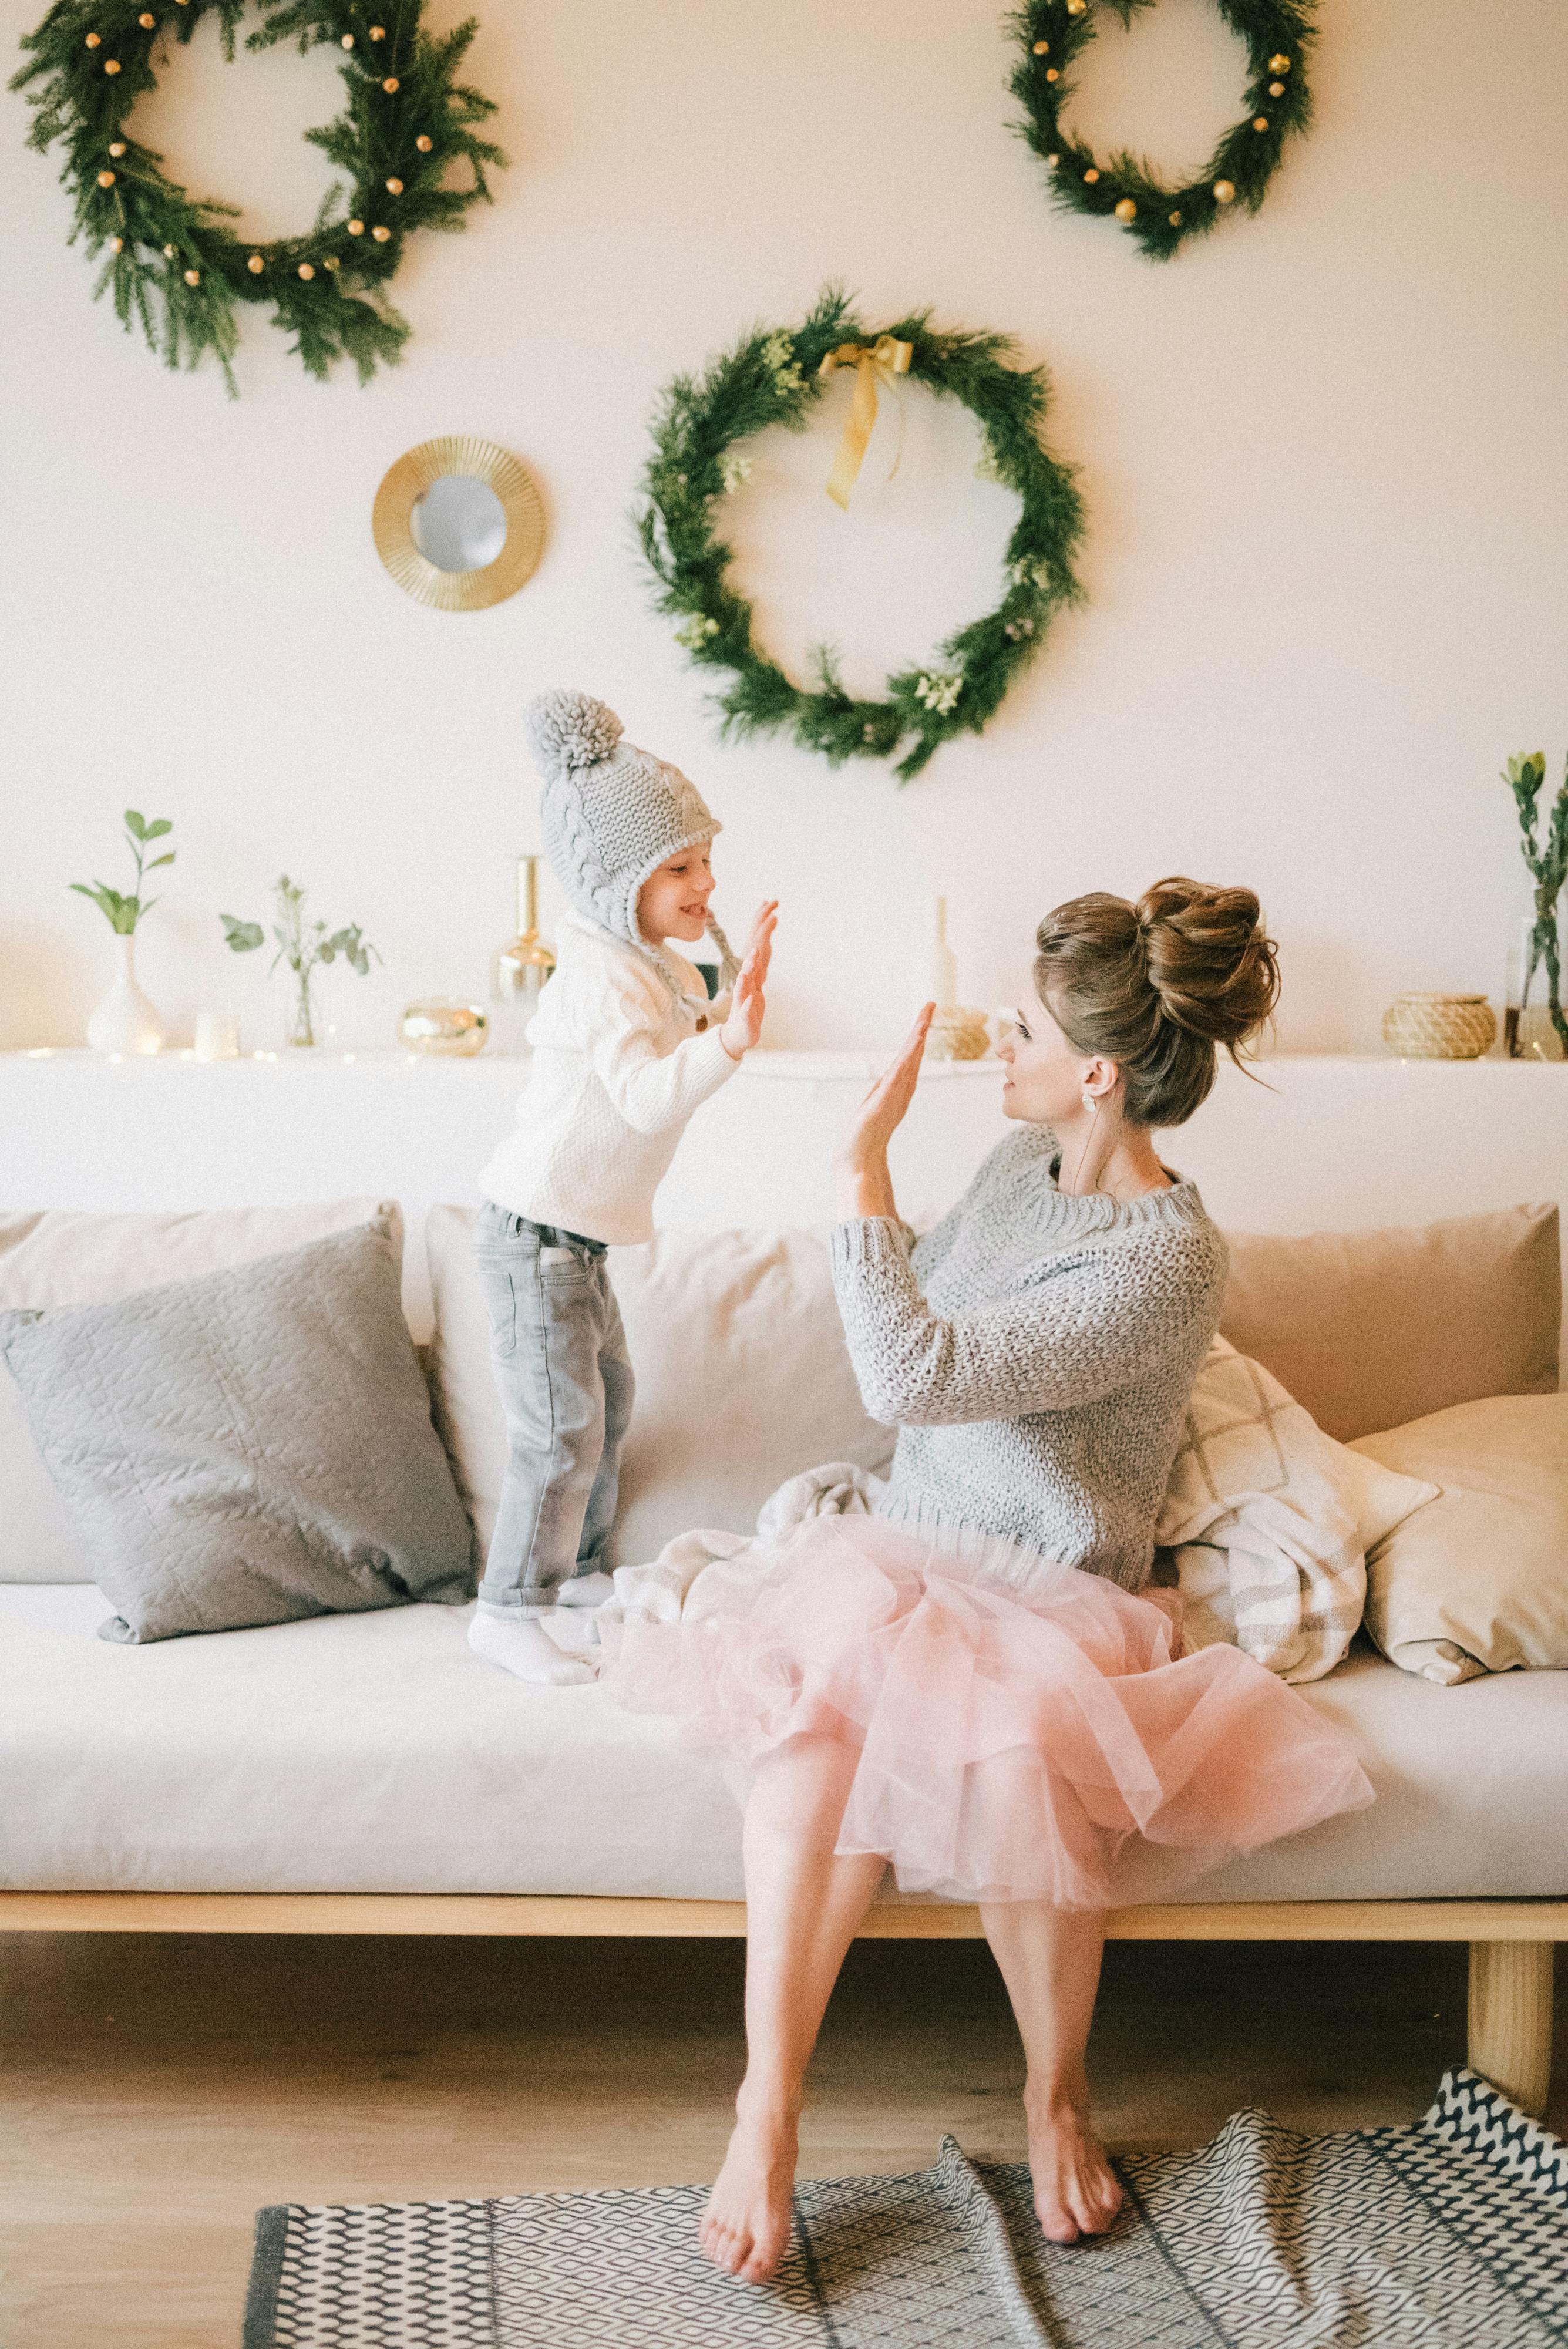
[608, 878, 1374, 2283]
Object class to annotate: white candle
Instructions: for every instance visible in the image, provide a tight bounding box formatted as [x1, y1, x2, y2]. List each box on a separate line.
[929, 897, 958, 1011]
[193, 1011, 240, 1062]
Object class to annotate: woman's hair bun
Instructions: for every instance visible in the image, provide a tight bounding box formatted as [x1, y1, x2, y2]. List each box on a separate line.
[1135, 877, 1280, 1046]
[524, 688, 624, 779]
[1034, 877, 1280, 1129]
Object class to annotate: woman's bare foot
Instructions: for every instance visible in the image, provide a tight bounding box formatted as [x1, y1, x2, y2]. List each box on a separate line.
[699, 2094, 798, 2284]
[1024, 2088, 1124, 2244]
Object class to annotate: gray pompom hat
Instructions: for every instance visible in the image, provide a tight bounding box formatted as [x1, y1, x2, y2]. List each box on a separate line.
[524, 689, 739, 993]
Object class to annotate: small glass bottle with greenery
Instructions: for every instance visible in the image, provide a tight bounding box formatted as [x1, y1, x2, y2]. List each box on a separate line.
[1502, 754, 1568, 1061]
[221, 876, 380, 1049]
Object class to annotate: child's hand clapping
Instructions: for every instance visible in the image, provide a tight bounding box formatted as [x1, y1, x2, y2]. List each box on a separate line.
[720, 900, 778, 1061]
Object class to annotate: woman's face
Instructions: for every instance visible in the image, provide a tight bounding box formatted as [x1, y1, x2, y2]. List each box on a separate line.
[995, 986, 1116, 1125]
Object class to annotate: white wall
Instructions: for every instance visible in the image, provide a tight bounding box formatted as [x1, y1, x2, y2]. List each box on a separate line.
[4, 0, 1566, 1056]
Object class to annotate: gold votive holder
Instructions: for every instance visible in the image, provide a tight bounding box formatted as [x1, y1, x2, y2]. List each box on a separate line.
[400, 998, 490, 1056]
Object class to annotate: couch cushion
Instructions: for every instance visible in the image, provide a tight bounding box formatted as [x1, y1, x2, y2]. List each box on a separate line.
[425, 1210, 897, 1567]
[1, 1587, 1563, 1902]
[1351, 1394, 1568, 1685]
[1220, 1204, 1561, 1442]
[0, 1201, 402, 1584]
[1, 1223, 470, 1643]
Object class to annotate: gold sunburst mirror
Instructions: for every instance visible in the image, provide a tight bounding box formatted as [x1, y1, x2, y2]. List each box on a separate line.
[372, 436, 545, 612]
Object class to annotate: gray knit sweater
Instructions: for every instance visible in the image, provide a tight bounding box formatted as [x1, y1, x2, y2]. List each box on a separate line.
[829, 1125, 1227, 1593]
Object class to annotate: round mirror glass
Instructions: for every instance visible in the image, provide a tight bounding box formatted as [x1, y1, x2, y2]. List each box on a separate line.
[410, 474, 508, 573]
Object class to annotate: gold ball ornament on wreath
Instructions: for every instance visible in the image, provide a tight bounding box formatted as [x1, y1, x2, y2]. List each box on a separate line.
[1083, 166, 1099, 183]
[1114, 197, 1136, 220]
[1213, 179, 1236, 203]
[12, 0, 507, 389]
[1270, 52, 1292, 71]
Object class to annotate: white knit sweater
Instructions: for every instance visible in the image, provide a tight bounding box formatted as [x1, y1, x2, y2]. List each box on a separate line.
[478, 910, 736, 1245]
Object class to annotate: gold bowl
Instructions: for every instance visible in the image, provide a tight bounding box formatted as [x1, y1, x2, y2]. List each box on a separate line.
[401, 998, 489, 1056]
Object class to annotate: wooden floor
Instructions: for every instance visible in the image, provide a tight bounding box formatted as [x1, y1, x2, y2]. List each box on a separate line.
[2, 1931, 1564, 2349]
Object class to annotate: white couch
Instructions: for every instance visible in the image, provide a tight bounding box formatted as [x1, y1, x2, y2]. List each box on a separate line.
[2, 1196, 1564, 2116]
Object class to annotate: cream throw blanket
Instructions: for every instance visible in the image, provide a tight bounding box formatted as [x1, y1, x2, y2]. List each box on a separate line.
[542, 1349, 1435, 1684]
[1158, 1340, 1436, 1682]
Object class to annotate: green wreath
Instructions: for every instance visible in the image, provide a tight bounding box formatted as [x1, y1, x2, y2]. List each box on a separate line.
[11, 0, 505, 391]
[637, 288, 1085, 783]
[1009, 0, 1314, 261]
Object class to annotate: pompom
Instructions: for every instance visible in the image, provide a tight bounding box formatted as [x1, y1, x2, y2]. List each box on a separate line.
[524, 689, 624, 778]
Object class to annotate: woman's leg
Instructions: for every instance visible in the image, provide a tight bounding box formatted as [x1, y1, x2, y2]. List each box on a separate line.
[701, 1733, 886, 2284]
[980, 1900, 1125, 2243]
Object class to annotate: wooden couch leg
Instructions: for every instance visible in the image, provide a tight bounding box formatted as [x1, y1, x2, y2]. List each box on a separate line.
[1468, 1941, 1554, 2116]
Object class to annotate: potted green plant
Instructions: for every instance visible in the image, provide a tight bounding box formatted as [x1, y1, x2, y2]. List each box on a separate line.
[1502, 753, 1568, 1060]
[221, 876, 380, 1049]
[70, 809, 176, 1055]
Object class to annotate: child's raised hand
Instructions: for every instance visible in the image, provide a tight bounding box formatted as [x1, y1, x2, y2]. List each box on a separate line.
[720, 920, 773, 1061]
[738, 900, 778, 995]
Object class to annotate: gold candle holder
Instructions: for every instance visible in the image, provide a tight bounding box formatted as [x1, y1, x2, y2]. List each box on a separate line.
[490, 854, 557, 1051]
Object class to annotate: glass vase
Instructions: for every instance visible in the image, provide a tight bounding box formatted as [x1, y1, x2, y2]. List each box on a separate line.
[1503, 914, 1566, 1061]
[287, 964, 318, 1049]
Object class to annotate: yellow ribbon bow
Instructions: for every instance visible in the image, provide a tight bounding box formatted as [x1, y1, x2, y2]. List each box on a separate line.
[817, 335, 914, 511]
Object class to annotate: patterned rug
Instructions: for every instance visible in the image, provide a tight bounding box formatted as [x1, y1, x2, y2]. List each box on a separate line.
[244, 2068, 1568, 2348]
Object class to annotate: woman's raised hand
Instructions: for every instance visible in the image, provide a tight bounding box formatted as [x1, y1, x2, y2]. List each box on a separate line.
[720, 902, 777, 1060]
[839, 1003, 935, 1170]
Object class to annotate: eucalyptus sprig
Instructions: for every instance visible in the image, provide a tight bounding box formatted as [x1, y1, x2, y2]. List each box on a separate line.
[221, 874, 379, 1046]
[69, 809, 176, 935]
[1503, 752, 1568, 1054]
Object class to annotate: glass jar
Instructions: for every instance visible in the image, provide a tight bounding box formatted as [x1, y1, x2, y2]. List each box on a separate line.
[1504, 914, 1567, 1061]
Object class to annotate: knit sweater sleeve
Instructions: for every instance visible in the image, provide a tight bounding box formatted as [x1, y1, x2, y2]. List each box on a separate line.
[831, 1216, 1210, 1426]
[586, 964, 737, 1136]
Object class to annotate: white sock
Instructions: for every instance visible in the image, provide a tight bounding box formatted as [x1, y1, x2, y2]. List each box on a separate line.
[468, 1608, 595, 1686]
[554, 1570, 614, 1609]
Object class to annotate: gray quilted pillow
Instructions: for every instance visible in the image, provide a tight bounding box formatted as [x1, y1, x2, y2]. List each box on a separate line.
[0, 1221, 473, 1643]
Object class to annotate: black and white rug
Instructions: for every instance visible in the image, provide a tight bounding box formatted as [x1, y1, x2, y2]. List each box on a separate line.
[244, 2068, 1568, 2348]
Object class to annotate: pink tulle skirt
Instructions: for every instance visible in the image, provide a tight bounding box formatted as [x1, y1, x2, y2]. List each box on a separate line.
[601, 1514, 1375, 1906]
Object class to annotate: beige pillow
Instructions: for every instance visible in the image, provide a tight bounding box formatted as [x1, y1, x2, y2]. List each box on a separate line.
[1220, 1204, 1560, 1442]
[425, 1209, 897, 1570]
[0, 1202, 402, 1584]
[1352, 1394, 1568, 1685]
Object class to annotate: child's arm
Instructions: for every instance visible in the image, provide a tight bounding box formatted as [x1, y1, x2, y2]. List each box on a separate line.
[590, 985, 738, 1136]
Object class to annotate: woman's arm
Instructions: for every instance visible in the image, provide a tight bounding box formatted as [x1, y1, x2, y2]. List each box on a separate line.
[832, 1222, 1208, 1426]
[832, 1006, 934, 1227]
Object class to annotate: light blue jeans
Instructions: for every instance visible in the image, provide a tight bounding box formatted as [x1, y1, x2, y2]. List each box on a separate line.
[473, 1203, 635, 1612]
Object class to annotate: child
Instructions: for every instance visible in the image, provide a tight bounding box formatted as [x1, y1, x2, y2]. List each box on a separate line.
[469, 688, 776, 1684]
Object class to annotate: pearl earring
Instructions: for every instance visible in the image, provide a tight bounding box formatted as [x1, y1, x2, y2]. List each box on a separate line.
[1081, 1091, 1096, 1113]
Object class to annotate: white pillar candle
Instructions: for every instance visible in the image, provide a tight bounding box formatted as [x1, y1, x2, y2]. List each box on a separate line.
[193, 1011, 240, 1062]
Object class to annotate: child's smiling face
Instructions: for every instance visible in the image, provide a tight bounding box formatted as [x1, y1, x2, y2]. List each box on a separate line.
[637, 846, 716, 946]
